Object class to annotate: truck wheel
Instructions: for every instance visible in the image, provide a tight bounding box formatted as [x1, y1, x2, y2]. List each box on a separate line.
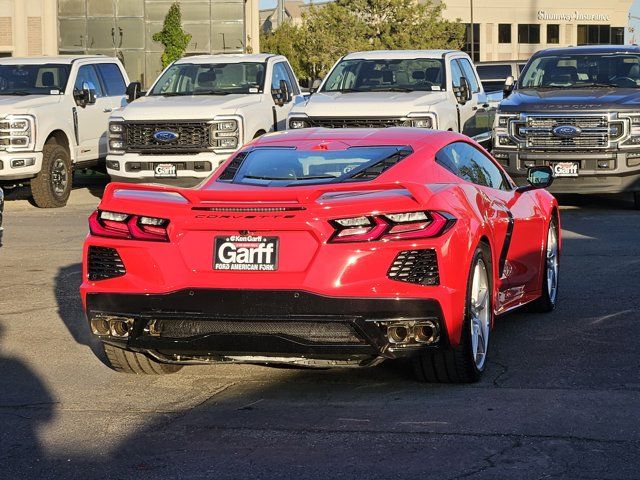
[103, 343, 183, 375]
[412, 244, 492, 383]
[528, 218, 559, 313]
[31, 142, 72, 208]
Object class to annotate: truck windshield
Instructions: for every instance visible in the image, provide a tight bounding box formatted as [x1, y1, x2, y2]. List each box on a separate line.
[217, 146, 413, 186]
[520, 53, 640, 89]
[321, 58, 445, 93]
[149, 62, 266, 96]
[0, 64, 70, 95]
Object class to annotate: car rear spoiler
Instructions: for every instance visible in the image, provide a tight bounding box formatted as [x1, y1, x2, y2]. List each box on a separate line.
[102, 181, 432, 208]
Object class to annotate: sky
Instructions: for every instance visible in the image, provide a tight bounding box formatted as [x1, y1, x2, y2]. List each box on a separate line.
[260, 0, 640, 44]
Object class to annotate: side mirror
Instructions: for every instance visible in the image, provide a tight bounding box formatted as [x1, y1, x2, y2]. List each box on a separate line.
[126, 81, 142, 103]
[272, 79, 292, 106]
[503, 75, 515, 98]
[516, 166, 554, 193]
[74, 82, 96, 107]
[454, 77, 471, 104]
[309, 78, 322, 94]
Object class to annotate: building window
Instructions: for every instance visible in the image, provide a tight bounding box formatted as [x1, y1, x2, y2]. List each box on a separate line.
[518, 24, 540, 44]
[498, 24, 511, 44]
[577, 25, 615, 45]
[464, 23, 480, 62]
[612, 27, 625, 45]
[547, 24, 560, 44]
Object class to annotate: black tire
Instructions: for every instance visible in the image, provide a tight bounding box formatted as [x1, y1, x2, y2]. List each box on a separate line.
[634, 192, 640, 210]
[31, 142, 72, 208]
[413, 244, 492, 383]
[528, 218, 559, 313]
[103, 343, 183, 375]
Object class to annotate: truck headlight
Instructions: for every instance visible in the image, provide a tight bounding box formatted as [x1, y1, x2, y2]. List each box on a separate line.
[0, 115, 35, 152]
[289, 116, 310, 129]
[108, 119, 125, 154]
[405, 113, 437, 129]
[211, 117, 242, 151]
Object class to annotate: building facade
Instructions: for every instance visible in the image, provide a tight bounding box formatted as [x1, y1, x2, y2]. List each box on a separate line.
[0, 0, 260, 86]
[440, 0, 633, 62]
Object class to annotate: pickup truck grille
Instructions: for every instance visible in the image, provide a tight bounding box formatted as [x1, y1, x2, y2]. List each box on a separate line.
[124, 122, 211, 153]
[306, 117, 407, 128]
[516, 115, 616, 150]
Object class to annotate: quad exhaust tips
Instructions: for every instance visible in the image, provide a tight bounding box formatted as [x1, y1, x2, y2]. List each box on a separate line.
[90, 317, 134, 338]
[386, 320, 440, 346]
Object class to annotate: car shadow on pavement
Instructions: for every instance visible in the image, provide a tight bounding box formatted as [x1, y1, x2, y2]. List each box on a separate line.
[55, 263, 108, 366]
[0, 323, 56, 474]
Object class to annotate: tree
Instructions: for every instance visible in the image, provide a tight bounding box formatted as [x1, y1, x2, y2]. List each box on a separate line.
[153, 2, 192, 69]
[260, 0, 465, 80]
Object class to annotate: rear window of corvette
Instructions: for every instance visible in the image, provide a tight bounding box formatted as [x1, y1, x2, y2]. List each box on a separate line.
[216, 146, 413, 186]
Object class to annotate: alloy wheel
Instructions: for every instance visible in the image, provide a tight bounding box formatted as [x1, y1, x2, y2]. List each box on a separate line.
[51, 157, 69, 197]
[546, 224, 559, 304]
[470, 258, 490, 370]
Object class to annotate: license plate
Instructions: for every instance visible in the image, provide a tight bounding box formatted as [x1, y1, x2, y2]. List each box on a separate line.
[213, 235, 279, 271]
[552, 162, 579, 177]
[154, 163, 177, 178]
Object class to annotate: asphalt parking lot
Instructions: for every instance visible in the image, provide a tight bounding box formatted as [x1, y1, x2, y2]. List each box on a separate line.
[1, 177, 639, 480]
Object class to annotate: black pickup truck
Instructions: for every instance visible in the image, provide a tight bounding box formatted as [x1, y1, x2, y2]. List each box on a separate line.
[492, 45, 640, 208]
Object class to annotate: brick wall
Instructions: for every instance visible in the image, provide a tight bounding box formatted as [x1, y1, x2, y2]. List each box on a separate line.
[27, 16, 42, 55]
[0, 17, 12, 46]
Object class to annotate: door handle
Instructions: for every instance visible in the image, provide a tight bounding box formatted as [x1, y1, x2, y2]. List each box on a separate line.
[103, 108, 113, 113]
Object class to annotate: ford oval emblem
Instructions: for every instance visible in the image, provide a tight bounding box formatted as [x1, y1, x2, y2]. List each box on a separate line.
[153, 130, 179, 143]
[552, 125, 581, 138]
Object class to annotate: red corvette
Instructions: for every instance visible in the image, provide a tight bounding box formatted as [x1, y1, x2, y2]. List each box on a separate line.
[81, 128, 560, 382]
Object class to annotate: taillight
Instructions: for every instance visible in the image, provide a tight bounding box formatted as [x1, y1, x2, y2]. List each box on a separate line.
[329, 211, 455, 243]
[89, 210, 169, 242]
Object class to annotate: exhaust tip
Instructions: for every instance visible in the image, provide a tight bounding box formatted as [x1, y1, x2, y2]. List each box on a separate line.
[387, 324, 410, 344]
[414, 321, 440, 345]
[110, 318, 132, 338]
[90, 318, 111, 336]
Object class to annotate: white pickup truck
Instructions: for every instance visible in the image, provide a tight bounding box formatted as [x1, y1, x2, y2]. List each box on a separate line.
[288, 50, 493, 145]
[107, 54, 304, 186]
[0, 56, 129, 207]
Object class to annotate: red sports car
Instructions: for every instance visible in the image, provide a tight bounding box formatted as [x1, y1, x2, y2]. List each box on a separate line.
[81, 128, 560, 382]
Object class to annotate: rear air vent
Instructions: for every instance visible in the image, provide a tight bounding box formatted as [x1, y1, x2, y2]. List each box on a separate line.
[218, 151, 248, 181]
[387, 249, 439, 285]
[150, 320, 364, 344]
[87, 246, 126, 281]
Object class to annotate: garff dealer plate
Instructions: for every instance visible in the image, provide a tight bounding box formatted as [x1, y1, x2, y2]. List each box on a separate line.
[553, 162, 579, 177]
[214, 235, 279, 271]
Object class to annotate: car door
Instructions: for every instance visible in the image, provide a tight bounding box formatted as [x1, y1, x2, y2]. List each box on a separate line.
[450, 59, 477, 136]
[455, 58, 494, 143]
[95, 62, 127, 112]
[270, 61, 298, 131]
[73, 64, 113, 162]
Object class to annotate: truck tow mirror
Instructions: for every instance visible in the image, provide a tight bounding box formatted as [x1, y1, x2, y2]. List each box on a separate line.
[503, 76, 515, 98]
[310, 78, 322, 94]
[454, 77, 471, 105]
[126, 82, 143, 103]
[272, 79, 292, 106]
[516, 166, 554, 193]
[74, 82, 97, 107]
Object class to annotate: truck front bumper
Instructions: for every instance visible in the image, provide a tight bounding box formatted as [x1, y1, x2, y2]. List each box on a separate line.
[106, 152, 232, 187]
[0, 151, 43, 182]
[495, 149, 640, 194]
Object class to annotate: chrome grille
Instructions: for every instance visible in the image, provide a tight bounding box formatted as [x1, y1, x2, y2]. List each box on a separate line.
[517, 115, 612, 150]
[307, 117, 407, 128]
[124, 122, 211, 152]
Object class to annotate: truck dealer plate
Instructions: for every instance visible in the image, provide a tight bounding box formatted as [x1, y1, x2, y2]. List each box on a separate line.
[154, 163, 177, 178]
[214, 235, 279, 271]
[552, 162, 579, 177]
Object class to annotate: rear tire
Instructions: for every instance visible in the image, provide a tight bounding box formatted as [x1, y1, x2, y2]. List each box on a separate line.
[103, 343, 183, 375]
[528, 217, 559, 313]
[31, 142, 72, 208]
[413, 244, 492, 383]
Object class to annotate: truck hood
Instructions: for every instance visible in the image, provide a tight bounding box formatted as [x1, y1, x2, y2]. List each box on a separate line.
[500, 88, 640, 113]
[117, 94, 264, 120]
[0, 95, 62, 116]
[295, 91, 447, 117]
